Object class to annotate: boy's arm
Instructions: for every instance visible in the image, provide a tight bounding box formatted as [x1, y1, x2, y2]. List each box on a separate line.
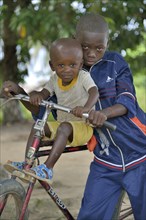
[100, 104, 127, 119]
[114, 53, 137, 118]
[0, 81, 51, 116]
[84, 86, 99, 112]
[88, 104, 127, 127]
[1, 80, 26, 97]
[25, 88, 50, 116]
[71, 86, 99, 117]
[0, 80, 40, 115]
[29, 88, 50, 106]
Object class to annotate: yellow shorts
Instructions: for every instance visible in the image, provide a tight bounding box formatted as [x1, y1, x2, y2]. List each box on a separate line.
[48, 121, 93, 147]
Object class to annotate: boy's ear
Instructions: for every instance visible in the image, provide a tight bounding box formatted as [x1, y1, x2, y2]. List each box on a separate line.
[49, 61, 55, 71]
[79, 59, 83, 70]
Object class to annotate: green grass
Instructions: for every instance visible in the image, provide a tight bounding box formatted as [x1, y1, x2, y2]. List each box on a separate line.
[134, 74, 146, 112]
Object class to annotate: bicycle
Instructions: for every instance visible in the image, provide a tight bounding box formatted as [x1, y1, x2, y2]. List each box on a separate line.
[0, 94, 133, 220]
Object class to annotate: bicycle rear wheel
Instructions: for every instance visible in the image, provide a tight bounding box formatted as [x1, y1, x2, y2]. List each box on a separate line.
[0, 179, 28, 220]
[112, 190, 133, 220]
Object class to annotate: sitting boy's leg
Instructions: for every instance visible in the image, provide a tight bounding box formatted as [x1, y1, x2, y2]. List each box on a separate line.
[68, 121, 93, 146]
[4, 161, 26, 173]
[44, 122, 73, 168]
[23, 122, 73, 182]
[25, 122, 52, 158]
[4, 123, 52, 174]
[3, 122, 37, 173]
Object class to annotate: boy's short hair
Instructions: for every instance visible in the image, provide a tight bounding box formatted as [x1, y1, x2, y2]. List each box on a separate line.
[76, 13, 109, 38]
[50, 38, 83, 60]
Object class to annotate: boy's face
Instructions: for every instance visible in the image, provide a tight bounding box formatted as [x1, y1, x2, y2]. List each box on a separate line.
[50, 49, 83, 86]
[77, 31, 108, 67]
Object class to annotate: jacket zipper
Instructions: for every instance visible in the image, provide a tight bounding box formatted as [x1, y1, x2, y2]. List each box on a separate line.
[88, 62, 126, 172]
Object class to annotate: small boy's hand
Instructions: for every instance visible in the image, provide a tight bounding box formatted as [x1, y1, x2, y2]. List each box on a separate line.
[71, 106, 89, 118]
[29, 91, 43, 106]
[88, 110, 107, 127]
[1, 81, 20, 98]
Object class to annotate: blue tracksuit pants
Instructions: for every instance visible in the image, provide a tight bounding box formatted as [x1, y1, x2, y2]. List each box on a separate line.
[77, 161, 146, 220]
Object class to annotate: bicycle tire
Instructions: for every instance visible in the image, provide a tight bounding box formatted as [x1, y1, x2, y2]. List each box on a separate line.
[0, 178, 29, 220]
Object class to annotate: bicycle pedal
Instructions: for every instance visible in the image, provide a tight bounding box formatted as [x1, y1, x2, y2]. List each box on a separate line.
[12, 170, 36, 183]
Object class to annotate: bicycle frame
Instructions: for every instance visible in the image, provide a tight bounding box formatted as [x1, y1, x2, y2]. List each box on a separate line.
[16, 114, 87, 220]
[0, 94, 94, 220]
[0, 94, 132, 220]
[5, 95, 86, 220]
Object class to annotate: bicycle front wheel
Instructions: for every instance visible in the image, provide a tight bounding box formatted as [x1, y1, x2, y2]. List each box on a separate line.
[0, 178, 29, 220]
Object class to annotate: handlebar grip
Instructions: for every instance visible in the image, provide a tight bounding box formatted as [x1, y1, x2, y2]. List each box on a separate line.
[82, 113, 116, 131]
[103, 121, 116, 131]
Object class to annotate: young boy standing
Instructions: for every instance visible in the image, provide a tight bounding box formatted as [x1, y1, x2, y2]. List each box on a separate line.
[75, 13, 146, 220]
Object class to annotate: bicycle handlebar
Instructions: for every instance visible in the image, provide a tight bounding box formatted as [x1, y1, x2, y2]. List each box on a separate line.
[1, 94, 116, 131]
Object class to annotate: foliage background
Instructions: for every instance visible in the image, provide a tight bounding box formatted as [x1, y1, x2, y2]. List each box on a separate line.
[0, 0, 146, 123]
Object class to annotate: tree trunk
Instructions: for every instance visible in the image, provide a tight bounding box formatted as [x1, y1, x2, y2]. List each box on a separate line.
[2, 0, 24, 124]
[2, 100, 24, 124]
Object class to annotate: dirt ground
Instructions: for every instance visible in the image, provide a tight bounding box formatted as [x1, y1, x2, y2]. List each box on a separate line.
[0, 121, 133, 220]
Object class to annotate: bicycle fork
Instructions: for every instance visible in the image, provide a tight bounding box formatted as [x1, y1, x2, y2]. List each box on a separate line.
[19, 178, 36, 220]
[19, 121, 43, 220]
[18, 132, 40, 220]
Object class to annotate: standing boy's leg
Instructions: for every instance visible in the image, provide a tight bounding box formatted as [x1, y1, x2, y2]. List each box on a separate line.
[123, 162, 146, 220]
[77, 162, 123, 220]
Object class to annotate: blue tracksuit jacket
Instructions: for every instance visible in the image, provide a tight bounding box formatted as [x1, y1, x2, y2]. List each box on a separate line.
[77, 51, 146, 220]
[84, 51, 146, 172]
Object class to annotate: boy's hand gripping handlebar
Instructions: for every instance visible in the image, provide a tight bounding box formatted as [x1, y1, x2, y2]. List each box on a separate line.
[46, 102, 116, 130]
[1, 94, 116, 131]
